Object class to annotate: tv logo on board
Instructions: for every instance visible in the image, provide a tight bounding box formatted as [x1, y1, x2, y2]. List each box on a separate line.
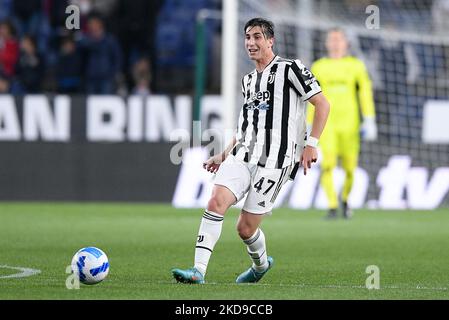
[172, 149, 449, 210]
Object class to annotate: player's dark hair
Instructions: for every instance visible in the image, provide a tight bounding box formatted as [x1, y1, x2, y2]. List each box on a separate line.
[244, 18, 274, 39]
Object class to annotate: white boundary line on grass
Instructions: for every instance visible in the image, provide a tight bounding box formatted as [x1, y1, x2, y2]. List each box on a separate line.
[162, 281, 448, 292]
[0, 265, 41, 279]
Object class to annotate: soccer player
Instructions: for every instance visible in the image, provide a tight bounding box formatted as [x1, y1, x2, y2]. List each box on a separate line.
[171, 18, 330, 284]
[307, 28, 377, 219]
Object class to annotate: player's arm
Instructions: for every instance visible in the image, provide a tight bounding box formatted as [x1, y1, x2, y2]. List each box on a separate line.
[305, 63, 318, 133]
[302, 92, 330, 175]
[288, 60, 330, 175]
[203, 136, 237, 173]
[357, 60, 377, 141]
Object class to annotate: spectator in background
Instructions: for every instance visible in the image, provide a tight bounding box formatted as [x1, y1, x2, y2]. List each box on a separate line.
[0, 0, 12, 22]
[16, 35, 44, 93]
[131, 57, 151, 96]
[112, 0, 164, 91]
[11, 0, 42, 35]
[12, 0, 50, 54]
[48, 0, 71, 34]
[68, 0, 119, 31]
[90, 0, 119, 21]
[56, 35, 83, 94]
[80, 13, 122, 94]
[0, 72, 10, 93]
[0, 20, 19, 78]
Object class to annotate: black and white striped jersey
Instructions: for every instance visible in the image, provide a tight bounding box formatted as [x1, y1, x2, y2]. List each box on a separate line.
[232, 55, 322, 169]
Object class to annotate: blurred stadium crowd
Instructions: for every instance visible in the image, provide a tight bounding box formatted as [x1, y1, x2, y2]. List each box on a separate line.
[0, 0, 447, 97]
[0, 0, 221, 95]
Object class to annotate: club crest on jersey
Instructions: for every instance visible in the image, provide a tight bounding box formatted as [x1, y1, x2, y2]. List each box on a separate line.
[268, 71, 276, 84]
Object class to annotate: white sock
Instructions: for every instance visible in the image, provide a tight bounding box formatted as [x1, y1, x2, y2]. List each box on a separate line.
[194, 210, 224, 276]
[243, 228, 268, 273]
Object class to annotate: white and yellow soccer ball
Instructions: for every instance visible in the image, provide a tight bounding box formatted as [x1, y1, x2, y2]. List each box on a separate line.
[71, 247, 109, 285]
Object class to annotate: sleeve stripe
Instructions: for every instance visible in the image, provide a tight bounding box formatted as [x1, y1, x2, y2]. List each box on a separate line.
[302, 89, 322, 101]
[290, 61, 312, 94]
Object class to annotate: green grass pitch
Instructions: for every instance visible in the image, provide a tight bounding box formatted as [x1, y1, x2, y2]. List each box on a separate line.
[0, 202, 448, 300]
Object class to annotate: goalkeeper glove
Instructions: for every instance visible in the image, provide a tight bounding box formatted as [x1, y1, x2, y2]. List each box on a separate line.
[360, 117, 377, 141]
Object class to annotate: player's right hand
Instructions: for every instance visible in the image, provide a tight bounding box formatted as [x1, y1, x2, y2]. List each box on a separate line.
[361, 117, 378, 141]
[203, 154, 225, 174]
[300, 146, 318, 175]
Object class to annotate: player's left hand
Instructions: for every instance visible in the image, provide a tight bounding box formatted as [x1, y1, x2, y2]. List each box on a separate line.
[300, 146, 318, 175]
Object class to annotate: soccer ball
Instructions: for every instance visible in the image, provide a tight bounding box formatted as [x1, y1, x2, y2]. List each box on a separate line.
[71, 247, 109, 285]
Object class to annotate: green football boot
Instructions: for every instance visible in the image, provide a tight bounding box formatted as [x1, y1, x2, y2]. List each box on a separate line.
[171, 267, 205, 284]
[236, 256, 274, 284]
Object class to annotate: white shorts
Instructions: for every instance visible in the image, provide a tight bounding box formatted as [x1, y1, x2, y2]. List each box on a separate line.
[214, 155, 292, 214]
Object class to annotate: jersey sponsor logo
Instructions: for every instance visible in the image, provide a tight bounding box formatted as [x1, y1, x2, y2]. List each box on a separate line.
[246, 103, 270, 111]
[247, 90, 270, 103]
[246, 91, 271, 111]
